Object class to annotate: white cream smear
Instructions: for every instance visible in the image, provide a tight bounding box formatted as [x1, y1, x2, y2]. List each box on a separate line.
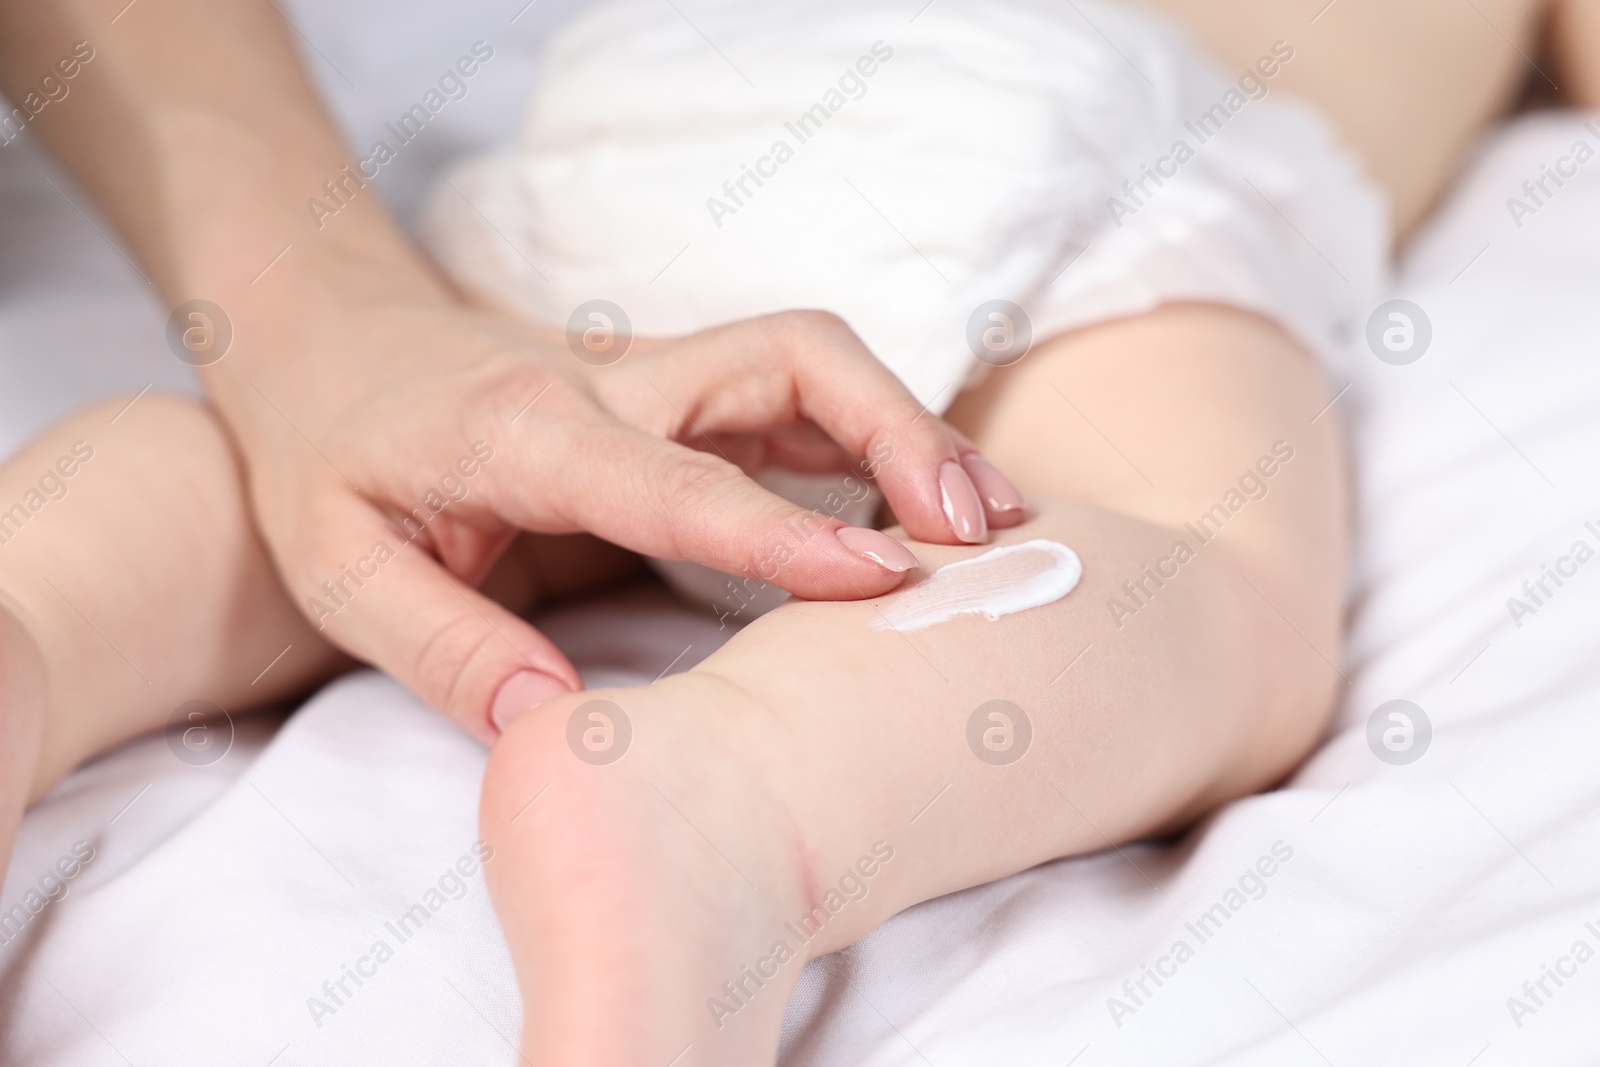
[871, 539, 1083, 632]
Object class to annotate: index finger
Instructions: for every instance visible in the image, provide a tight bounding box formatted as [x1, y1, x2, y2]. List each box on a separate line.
[632, 310, 1026, 543]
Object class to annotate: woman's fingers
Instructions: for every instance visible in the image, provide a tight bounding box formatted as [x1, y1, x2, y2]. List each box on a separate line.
[493, 418, 921, 601]
[251, 304, 1024, 738]
[290, 490, 580, 741]
[959, 452, 1027, 530]
[632, 311, 1027, 541]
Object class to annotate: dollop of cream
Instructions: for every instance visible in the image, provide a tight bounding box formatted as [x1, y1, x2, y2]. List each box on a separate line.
[871, 539, 1082, 632]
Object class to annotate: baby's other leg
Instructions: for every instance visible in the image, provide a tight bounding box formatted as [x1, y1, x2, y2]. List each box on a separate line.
[1553, 0, 1600, 106]
[0, 393, 348, 868]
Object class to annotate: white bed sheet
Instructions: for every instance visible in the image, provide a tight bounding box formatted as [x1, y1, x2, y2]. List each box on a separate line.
[3, 10, 1600, 1061]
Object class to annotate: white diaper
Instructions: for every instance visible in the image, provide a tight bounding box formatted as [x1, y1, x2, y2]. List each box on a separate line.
[418, 0, 1388, 615]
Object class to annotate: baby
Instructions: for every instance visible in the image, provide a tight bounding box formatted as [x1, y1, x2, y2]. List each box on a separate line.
[1, 0, 1392, 1063]
[421, 0, 1381, 621]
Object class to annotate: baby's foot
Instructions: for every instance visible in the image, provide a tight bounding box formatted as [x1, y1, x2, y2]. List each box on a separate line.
[480, 672, 816, 1067]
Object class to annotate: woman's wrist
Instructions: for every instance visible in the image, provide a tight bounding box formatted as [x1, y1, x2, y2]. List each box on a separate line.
[192, 224, 454, 419]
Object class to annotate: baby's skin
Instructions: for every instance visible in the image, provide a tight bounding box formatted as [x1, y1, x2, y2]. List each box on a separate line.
[0, 394, 348, 873]
[481, 495, 1323, 1065]
[470, 303, 1348, 1065]
[0, 303, 1345, 1066]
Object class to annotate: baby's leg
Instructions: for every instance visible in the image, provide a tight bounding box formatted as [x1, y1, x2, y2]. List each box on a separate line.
[480, 503, 1306, 1066]
[0, 393, 347, 869]
[480, 305, 1344, 1066]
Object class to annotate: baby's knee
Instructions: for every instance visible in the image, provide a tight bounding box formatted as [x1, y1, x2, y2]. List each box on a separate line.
[89, 389, 222, 445]
[81, 391, 243, 489]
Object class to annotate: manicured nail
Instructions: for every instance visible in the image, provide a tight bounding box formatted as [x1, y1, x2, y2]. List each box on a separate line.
[491, 669, 571, 733]
[835, 526, 920, 572]
[938, 459, 987, 544]
[961, 453, 1026, 528]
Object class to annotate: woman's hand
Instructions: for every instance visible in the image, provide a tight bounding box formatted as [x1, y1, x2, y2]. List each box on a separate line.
[210, 277, 1024, 741]
[0, 0, 1024, 740]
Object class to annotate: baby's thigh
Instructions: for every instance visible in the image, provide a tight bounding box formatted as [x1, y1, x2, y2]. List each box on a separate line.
[1553, 0, 1600, 106]
[1144, 0, 1545, 233]
[1, 391, 261, 609]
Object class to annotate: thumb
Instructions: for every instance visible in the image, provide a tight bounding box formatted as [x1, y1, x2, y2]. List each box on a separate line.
[293, 494, 580, 742]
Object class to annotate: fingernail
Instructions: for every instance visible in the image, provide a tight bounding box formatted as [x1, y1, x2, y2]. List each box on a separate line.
[491, 669, 572, 734]
[961, 453, 1026, 528]
[835, 526, 920, 572]
[938, 459, 987, 544]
